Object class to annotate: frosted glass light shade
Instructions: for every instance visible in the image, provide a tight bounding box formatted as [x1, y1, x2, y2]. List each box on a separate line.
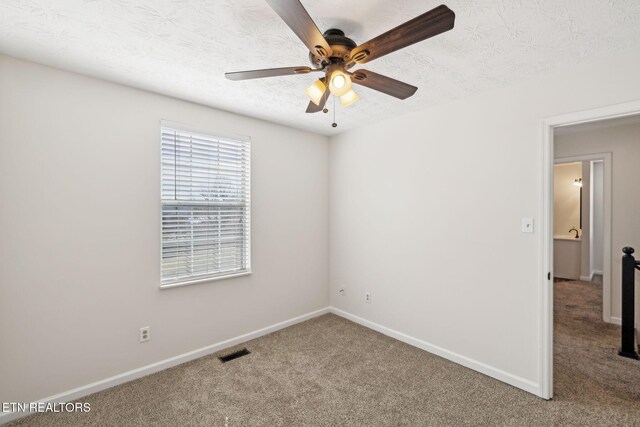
[340, 89, 360, 107]
[329, 70, 351, 96]
[305, 80, 326, 105]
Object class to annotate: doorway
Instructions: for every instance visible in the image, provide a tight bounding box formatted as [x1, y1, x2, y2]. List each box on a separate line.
[540, 101, 640, 399]
[552, 154, 611, 323]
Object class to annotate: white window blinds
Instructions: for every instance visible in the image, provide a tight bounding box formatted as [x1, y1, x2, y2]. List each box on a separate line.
[161, 125, 250, 287]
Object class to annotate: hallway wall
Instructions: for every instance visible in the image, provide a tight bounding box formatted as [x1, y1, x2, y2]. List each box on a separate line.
[592, 161, 605, 273]
[581, 161, 592, 280]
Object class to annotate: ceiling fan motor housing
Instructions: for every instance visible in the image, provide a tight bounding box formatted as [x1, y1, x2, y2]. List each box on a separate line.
[308, 29, 357, 69]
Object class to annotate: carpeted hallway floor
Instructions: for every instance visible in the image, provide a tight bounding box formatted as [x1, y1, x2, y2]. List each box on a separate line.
[10, 280, 640, 426]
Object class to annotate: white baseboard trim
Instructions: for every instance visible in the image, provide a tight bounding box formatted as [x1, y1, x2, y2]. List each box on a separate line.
[610, 316, 638, 328]
[0, 307, 330, 425]
[580, 270, 603, 282]
[328, 307, 541, 397]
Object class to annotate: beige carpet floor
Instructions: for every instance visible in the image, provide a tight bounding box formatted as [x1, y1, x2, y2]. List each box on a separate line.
[10, 280, 640, 426]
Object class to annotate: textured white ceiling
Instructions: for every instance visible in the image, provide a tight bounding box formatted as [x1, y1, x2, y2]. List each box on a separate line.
[1, 0, 640, 135]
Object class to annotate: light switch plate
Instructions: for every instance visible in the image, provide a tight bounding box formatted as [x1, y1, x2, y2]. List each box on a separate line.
[522, 217, 534, 233]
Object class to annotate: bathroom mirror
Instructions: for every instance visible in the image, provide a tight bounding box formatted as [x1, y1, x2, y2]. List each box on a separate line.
[553, 162, 582, 239]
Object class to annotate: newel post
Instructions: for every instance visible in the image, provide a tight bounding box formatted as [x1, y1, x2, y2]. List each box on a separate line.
[619, 247, 639, 359]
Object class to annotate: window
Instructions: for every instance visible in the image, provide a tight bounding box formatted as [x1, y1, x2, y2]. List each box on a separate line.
[161, 124, 250, 287]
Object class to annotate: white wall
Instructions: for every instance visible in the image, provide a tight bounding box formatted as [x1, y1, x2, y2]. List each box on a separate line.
[580, 161, 591, 279]
[556, 122, 640, 322]
[592, 161, 604, 273]
[329, 47, 640, 391]
[0, 55, 330, 403]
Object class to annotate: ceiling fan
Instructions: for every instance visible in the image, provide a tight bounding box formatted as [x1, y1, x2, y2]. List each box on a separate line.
[225, 1, 455, 113]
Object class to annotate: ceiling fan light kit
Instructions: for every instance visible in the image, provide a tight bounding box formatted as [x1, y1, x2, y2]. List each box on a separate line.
[340, 89, 360, 107]
[305, 79, 327, 106]
[326, 64, 352, 97]
[225, 0, 455, 122]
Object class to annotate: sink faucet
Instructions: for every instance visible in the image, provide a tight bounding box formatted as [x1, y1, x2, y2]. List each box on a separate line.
[569, 227, 579, 239]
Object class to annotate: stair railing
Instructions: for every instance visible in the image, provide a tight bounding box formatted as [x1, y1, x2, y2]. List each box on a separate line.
[619, 247, 639, 359]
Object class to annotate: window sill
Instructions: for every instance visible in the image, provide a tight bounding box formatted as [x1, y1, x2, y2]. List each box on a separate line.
[160, 270, 252, 290]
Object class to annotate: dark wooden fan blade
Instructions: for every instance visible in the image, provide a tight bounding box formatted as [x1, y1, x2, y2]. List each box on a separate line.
[306, 78, 330, 113]
[349, 5, 455, 64]
[225, 66, 312, 81]
[266, 0, 333, 58]
[351, 69, 417, 99]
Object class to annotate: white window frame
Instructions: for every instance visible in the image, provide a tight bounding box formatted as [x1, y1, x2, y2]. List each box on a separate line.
[160, 121, 251, 289]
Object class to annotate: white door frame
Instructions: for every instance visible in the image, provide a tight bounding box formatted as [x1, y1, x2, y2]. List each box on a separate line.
[553, 154, 612, 322]
[540, 100, 640, 400]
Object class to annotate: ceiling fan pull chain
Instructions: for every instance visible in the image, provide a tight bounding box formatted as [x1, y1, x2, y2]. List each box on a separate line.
[332, 96, 337, 128]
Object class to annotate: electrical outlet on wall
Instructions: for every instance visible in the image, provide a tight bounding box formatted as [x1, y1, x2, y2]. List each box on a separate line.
[364, 292, 371, 303]
[140, 326, 150, 343]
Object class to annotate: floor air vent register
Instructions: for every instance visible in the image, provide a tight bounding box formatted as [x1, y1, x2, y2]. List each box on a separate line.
[218, 348, 251, 363]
